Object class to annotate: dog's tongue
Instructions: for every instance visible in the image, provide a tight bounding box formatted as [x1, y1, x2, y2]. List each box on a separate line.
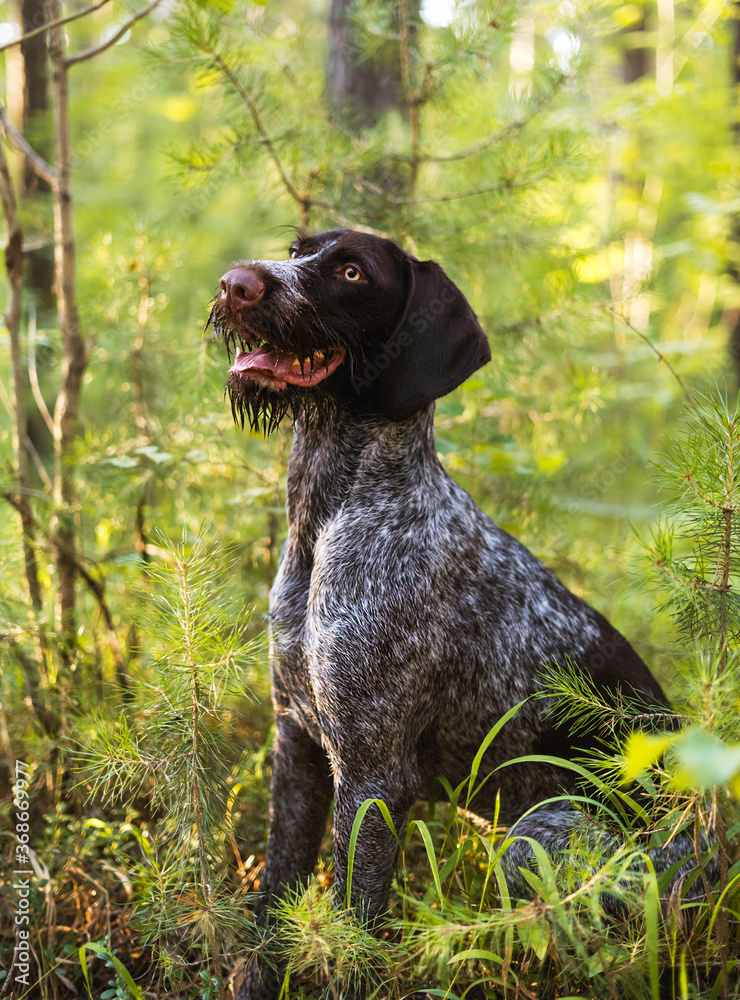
[232, 346, 285, 376]
[230, 347, 337, 386]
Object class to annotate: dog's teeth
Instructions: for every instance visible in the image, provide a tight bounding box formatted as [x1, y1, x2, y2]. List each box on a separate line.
[291, 355, 321, 372]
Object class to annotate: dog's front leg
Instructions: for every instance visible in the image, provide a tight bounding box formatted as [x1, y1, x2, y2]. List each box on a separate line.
[240, 714, 334, 1000]
[331, 774, 414, 925]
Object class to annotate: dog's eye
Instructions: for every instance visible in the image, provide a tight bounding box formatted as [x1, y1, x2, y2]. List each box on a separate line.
[343, 265, 363, 281]
[289, 249, 299, 259]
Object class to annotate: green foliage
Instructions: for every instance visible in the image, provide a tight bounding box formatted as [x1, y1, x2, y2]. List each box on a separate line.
[253, 385, 740, 998]
[79, 941, 145, 1000]
[261, 771, 677, 999]
[540, 656, 681, 742]
[646, 390, 740, 647]
[271, 883, 393, 998]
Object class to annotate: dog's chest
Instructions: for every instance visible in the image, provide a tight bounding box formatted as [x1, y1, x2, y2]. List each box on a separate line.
[268, 457, 518, 754]
[267, 425, 453, 737]
[268, 492, 423, 713]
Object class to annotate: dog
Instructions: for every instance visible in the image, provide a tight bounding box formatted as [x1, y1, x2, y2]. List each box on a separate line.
[209, 229, 689, 1000]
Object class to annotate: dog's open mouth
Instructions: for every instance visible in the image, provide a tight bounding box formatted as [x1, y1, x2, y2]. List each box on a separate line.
[229, 344, 346, 390]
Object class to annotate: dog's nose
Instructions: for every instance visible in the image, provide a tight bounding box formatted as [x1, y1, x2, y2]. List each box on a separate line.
[219, 267, 265, 310]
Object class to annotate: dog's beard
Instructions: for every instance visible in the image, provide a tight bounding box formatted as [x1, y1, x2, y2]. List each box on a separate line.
[207, 299, 351, 435]
[207, 294, 304, 357]
[226, 373, 340, 435]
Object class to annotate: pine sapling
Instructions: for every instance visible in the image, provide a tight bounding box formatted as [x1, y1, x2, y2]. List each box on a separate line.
[79, 525, 264, 989]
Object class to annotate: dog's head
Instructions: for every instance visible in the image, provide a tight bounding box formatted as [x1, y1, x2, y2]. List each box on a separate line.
[208, 229, 491, 433]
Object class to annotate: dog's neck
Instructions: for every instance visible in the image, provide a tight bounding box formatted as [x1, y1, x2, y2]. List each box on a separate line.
[285, 403, 437, 554]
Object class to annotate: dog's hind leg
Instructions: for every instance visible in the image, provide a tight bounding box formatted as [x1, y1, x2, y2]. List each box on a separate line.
[502, 801, 621, 901]
[240, 716, 334, 1000]
[501, 801, 714, 912]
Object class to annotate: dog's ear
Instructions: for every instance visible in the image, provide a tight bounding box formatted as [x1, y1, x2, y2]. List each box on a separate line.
[354, 258, 491, 421]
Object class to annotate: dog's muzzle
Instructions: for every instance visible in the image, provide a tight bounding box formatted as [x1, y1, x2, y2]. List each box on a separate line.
[219, 264, 346, 390]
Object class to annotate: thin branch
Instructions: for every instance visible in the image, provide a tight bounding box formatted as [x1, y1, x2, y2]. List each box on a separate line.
[0, 369, 55, 488]
[203, 47, 305, 211]
[608, 307, 694, 407]
[2, 492, 130, 692]
[0, 106, 56, 186]
[25, 435, 53, 493]
[389, 169, 552, 205]
[64, 0, 163, 66]
[27, 306, 56, 436]
[428, 76, 567, 164]
[0, 0, 112, 54]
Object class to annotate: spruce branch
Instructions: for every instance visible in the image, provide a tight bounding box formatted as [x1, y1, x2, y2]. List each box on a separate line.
[389, 169, 555, 206]
[78, 527, 263, 964]
[427, 72, 569, 164]
[607, 307, 693, 407]
[194, 44, 308, 221]
[645, 391, 740, 650]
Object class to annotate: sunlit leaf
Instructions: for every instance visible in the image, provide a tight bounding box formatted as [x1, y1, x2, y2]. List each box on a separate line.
[621, 731, 674, 782]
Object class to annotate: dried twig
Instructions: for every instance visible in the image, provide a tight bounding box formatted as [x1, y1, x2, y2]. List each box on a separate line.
[65, 0, 163, 67]
[608, 307, 694, 408]
[0, 0, 112, 54]
[0, 106, 56, 186]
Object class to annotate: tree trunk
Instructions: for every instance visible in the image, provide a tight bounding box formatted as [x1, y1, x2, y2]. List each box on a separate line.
[327, 0, 421, 215]
[0, 130, 58, 737]
[328, 0, 409, 128]
[16, 0, 55, 307]
[622, 9, 651, 84]
[48, 0, 88, 662]
[0, 138, 44, 616]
